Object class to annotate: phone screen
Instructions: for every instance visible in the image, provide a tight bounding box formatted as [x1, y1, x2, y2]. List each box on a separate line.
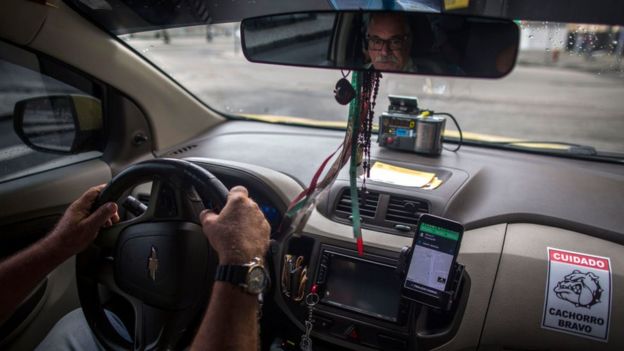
[404, 215, 463, 296]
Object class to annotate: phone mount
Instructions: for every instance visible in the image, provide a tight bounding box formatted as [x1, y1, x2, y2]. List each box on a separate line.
[396, 246, 465, 312]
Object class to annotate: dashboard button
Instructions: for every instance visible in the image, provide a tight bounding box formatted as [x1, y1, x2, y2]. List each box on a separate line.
[343, 325, 359, 342]
[312, 316, 333, 330]
[316, 265, 327, 283]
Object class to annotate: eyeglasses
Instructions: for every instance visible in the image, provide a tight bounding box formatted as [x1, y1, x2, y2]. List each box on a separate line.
[367, 35, 407, 51]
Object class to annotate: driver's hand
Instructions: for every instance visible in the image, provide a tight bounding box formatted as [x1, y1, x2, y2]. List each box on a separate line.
[200, 186, 270, 265]
[49, 184, 120, 255]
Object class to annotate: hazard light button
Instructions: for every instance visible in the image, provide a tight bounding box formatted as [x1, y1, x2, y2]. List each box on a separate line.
[343, 325, 359, 342]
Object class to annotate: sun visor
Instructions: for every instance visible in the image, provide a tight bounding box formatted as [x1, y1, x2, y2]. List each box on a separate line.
[64, 0, 332, 35]
[329, 0, 442, 12]
[0, 0, 50, 45]
[445, 0, 624, 26]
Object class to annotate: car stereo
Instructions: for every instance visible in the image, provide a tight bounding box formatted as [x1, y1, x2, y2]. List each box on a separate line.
[315, 248, 408, 324]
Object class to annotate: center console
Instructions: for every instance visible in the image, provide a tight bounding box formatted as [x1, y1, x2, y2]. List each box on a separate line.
[276, 236, 469, 351]
[312, 246, 411, 349]
[316, 247, 409, 324]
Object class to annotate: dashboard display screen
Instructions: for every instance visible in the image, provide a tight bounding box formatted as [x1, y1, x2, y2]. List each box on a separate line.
[322, 253, 401, 322]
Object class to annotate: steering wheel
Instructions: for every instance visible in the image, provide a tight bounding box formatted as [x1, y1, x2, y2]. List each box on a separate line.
[76, 158, 229, 350]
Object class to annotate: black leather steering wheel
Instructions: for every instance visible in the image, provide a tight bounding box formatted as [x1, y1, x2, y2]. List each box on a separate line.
[76, 158, 229, 350]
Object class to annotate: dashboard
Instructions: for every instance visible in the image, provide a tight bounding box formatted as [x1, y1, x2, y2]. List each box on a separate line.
[156, 120, 623, 350]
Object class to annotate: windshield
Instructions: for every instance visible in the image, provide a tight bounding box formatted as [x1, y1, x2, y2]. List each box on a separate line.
[120, 21, 624, 156]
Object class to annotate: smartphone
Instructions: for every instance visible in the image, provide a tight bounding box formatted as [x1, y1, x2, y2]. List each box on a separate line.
[402, 214, 464, 306]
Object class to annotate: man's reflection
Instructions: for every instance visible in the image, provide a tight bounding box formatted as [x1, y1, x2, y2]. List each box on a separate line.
[365, 13, 413, 71]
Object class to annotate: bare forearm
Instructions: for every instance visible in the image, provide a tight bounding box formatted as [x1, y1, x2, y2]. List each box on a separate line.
[0, 234, 70, 324]
[191, 282, 258, 351]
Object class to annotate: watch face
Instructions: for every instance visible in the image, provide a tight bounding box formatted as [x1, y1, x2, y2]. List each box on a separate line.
[247, 266, 267, 294]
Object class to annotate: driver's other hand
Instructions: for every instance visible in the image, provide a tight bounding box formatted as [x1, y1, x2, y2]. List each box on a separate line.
[49, 184, 120, 255]
[200, 186, 270, 265]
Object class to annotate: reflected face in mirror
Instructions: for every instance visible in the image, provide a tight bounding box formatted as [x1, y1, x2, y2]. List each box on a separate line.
[241, 10, 519, 78]
[366, 13, 412, 71]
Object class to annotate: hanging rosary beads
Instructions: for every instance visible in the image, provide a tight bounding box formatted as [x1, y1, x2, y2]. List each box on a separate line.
[333, 69, 382, 192]
[358, 70, 382, 193]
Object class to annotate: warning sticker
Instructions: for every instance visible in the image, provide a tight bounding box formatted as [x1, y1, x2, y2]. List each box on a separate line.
[542, 247, 612, 342]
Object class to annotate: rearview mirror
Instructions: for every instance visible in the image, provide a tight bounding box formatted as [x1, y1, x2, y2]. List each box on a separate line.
[241, 11, 519, 78]
[13, 95, 104, 154]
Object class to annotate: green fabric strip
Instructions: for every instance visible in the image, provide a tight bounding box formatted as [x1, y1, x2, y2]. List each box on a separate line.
[348, 72, 363, 249]
[285, 199, 306, 218]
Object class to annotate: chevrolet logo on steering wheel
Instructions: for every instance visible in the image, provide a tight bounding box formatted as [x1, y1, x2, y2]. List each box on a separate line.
[148, 246, 159, 282]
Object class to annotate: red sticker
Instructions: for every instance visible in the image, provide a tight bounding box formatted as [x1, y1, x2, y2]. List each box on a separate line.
[549, 249, 610, 271]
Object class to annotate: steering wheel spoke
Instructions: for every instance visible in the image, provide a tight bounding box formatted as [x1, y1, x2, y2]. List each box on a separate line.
[144, 177, 205, 223]
[129, 298, 169, 351]
[127, 296, 205, 351]
[94, 220, 134, 251]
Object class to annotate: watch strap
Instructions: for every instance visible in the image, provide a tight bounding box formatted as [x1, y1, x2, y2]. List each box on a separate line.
[215, 265, 248, 286]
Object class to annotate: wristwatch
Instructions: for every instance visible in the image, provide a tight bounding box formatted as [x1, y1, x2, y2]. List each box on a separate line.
[215, 257, 269, 295]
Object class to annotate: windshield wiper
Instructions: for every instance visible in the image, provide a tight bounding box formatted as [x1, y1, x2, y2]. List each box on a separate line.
[492, 141, 597, 156]
[482, 140, 624, 163]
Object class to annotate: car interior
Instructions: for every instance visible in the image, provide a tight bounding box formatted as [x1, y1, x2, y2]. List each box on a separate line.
[0, 0, 623, 350]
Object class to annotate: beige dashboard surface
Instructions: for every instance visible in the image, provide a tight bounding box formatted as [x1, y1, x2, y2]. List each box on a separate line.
[481, 223, 623, 349]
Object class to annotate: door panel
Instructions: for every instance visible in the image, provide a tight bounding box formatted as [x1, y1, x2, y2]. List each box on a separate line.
[0, 159, 111, 349]
[0, 159, 110, 222]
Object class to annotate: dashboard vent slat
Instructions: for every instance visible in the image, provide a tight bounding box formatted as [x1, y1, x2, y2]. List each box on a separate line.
[334, 190, 379, 220]
[331, 188, 430, 236]
[167, 144, 198, 156]
[385, 196, 428, 226]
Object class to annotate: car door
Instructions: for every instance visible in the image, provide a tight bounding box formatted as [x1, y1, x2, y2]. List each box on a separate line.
[0, 40, 113, 350]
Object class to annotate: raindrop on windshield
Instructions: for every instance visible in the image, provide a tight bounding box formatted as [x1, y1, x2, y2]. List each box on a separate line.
[528, 34, 534, 39]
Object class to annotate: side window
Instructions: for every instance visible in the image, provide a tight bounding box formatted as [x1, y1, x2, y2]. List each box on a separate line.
[0, 41, 103, 183]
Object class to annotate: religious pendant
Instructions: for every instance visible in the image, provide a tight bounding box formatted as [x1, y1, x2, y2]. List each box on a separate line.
[334, 77, 356, 105]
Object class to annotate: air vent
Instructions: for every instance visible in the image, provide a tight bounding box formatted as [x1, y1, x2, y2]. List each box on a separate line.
[385, 196, 428, 226]
[167, 144, 197, 156]
[334, 190, 380, 220]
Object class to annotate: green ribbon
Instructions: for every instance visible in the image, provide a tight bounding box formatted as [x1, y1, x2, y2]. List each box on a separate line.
[348, 71, 364, 255]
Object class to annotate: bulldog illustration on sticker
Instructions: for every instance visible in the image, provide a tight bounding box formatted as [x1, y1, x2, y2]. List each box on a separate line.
[542, 248, 612, 342]
[554, 270, 603, 308]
